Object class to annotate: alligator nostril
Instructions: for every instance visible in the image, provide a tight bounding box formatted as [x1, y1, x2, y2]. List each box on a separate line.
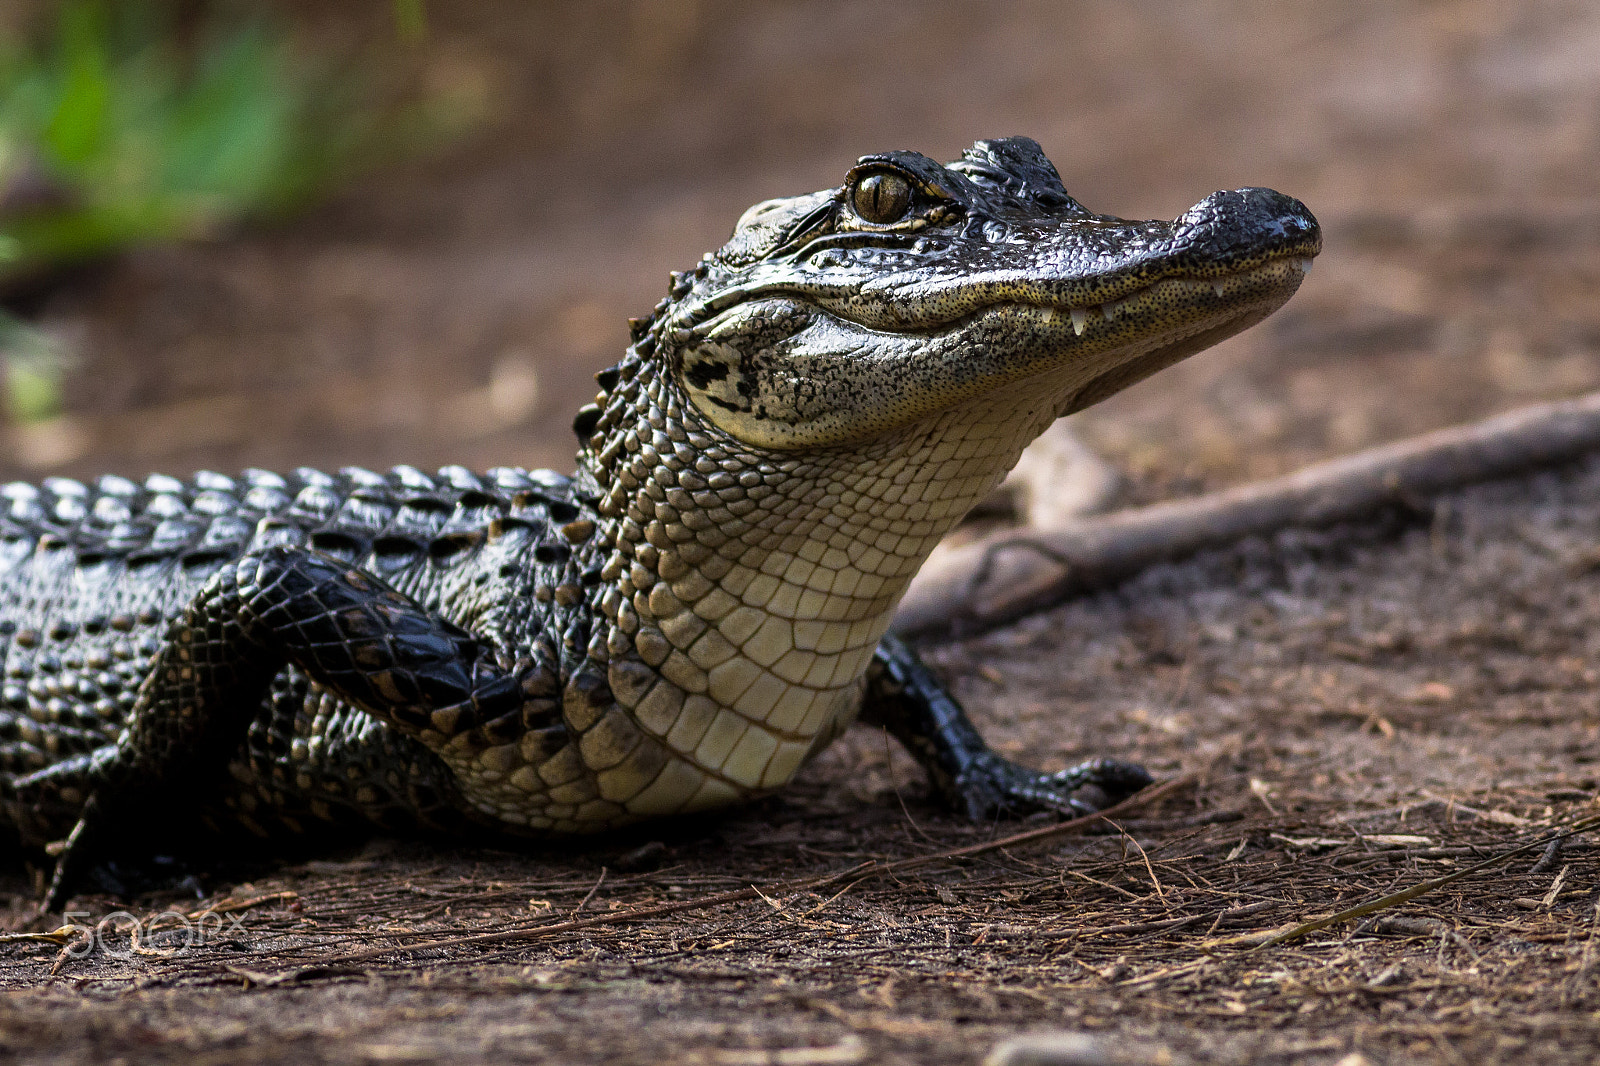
[1176, 187, 1320, 256]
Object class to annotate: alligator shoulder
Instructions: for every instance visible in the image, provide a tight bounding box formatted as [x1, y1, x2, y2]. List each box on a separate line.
[0, 137, 1319, 907]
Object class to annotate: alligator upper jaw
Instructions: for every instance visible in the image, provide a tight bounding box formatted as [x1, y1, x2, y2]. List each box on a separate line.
[807, 186, 1322, 334]
[674, 249, 1313, 452]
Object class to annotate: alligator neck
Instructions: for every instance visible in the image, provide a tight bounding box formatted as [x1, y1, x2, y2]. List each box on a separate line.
[582, 358, 1064, 795]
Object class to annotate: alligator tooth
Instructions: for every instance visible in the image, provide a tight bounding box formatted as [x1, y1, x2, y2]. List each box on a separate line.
[1211, 280, 1227, 297]
[1297, 258, 1315, 274]
[1069, 307, 1088, 335]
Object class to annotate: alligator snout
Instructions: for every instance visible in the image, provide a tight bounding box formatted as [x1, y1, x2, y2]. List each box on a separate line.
[1175, 187, 1321, 264]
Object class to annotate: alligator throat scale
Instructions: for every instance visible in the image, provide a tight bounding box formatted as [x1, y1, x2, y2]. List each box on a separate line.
[0, 139, 1319, 907]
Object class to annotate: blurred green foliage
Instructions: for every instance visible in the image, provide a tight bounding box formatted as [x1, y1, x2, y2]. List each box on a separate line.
[0, 0, 468, 423]
[0, 1, 422, 279]
[393, 0, 428, 44]
[0, 312, 67, 422]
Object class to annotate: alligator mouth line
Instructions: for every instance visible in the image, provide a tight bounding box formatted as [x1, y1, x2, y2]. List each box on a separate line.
[1047, 253, 1315, 338]
[773, 252, 1313, 353]
[790, 251, 1316, 342]
[676, 251, 1315, 347]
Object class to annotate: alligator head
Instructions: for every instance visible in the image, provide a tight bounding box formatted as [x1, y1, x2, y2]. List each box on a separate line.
[567, 138, 1318, 802]
[585, 136, 1317, 456]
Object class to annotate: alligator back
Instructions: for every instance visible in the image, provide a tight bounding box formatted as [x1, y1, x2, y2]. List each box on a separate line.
[0, 464, 587, 842]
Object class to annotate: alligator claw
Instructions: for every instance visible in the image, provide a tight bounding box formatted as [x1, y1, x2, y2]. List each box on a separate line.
[862, 635, 1152, 825]
[41, 801, 102, 913]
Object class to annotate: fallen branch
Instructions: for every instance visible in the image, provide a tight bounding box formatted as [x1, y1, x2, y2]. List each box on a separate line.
[895, 390, 1600, 639]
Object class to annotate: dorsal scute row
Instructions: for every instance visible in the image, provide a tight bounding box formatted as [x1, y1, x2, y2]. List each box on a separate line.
[0, 465, 582, 573]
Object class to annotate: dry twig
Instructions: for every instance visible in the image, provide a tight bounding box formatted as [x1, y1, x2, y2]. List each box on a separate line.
[896, 390, 1600, 637]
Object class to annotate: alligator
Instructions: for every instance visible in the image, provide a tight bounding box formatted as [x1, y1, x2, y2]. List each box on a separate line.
[0, 138, 1319, 908]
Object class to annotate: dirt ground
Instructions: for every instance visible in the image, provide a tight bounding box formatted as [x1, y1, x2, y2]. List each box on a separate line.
[4, 2, 1600, 1063]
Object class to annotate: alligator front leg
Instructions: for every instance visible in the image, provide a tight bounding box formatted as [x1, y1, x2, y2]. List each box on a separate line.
[31, 545, 527, 909]
[860, 634, 1151, 821]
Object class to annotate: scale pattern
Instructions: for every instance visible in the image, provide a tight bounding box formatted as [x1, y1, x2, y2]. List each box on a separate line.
[0, 464, 589, 843]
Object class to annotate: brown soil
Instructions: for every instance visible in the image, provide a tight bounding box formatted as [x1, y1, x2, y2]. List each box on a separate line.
[4, 2, 1600, 1063]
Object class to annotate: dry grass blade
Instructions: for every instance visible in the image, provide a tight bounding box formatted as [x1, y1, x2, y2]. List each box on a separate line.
[0, 927, 80, 947]
[262, 774, 1194, 971]
[1254, 811, 1600, 948]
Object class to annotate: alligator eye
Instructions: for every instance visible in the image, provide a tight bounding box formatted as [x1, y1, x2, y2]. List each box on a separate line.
[851, 171, 912, 224]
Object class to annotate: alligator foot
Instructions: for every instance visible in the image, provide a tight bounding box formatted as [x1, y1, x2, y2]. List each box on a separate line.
[41, 796, 209, 911]
[21, 749, 202, 911]
[946, 751, 1153, 821]
[41, 792, 115, 912]
[10, 751, 121, 911]
[30, 544, 529, 909]
[861, 634, 1152, 821]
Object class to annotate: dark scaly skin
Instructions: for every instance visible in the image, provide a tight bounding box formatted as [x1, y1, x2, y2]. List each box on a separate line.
[0, 465, 584, 848]
[0, 139, 1320, 908]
